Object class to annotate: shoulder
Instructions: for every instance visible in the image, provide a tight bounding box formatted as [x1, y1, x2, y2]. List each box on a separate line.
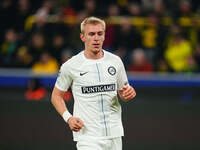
[104, 50, 123, 66]
[104, 50, 122, 62]
[62, 51, 84, 69]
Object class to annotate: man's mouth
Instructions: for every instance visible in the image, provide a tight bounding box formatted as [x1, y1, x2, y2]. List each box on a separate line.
[93, 43, 100, 46]
[93, 43, 100, 48]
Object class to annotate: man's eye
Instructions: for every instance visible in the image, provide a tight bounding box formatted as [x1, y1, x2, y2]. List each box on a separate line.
[89, 33, 95, 36]
[98, 32, 103, 36]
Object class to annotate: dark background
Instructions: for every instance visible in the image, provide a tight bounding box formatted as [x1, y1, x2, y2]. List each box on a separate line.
[1, 86, 200, 150]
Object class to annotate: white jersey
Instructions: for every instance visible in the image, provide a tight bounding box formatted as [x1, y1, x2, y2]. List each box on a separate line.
[55, 50, 128, 141]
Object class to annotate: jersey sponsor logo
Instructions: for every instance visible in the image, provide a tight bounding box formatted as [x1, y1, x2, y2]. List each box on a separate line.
[81, 84, 115, 94]
[80, 72, 88, 76]
[108, 66, 116, 75]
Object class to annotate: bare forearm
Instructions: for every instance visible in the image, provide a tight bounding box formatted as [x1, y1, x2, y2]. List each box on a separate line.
[51, 87, 84, 131]
[51, 96, 67, 116]
[51, 87, 68, 116]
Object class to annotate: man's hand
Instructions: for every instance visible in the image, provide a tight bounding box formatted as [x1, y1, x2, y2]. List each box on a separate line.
[119, 85, 136, 102]
[67, 117, 84, 132]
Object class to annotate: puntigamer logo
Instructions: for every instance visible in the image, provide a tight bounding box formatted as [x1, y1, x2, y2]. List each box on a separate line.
[81, 84, 115, 94]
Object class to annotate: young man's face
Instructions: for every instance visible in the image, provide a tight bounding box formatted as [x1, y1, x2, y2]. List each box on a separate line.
[80, 23, 105, 54]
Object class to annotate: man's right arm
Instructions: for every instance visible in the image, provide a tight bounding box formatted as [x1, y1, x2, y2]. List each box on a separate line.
[51, 86, 68, 116]
[51, 86, 84, 132]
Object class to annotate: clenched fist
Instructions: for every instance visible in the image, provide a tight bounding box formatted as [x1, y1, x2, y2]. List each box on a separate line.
[67, 117, 84, 132]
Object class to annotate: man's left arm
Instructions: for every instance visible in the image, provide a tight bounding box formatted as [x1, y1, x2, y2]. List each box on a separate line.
[118, 85, 136, 102]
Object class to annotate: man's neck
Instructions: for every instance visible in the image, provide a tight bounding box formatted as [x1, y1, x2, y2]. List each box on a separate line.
[84, 49, 104, 60]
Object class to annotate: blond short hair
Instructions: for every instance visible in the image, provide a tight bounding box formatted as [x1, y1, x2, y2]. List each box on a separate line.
[80, 16, 106, 33]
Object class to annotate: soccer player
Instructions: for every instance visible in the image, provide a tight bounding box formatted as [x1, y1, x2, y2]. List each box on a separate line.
[51, 16, 136, 150]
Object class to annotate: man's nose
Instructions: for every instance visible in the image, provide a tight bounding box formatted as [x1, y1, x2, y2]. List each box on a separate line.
[94, 34, 100, 40]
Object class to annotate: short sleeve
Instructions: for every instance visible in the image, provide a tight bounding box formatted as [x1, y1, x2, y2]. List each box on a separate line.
[117, 58, 128, 90]
[55, 64, 72, 91]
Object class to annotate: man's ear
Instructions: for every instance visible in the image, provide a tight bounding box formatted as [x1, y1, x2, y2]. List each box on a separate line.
[80, 33, 85, 42]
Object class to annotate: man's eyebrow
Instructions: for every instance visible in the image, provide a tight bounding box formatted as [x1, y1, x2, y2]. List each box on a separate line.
[88, 32, 95, 35]
[88, 31, 104, 35]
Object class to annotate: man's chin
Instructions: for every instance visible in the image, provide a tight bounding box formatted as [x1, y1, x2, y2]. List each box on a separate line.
[92, 48, 101, 54]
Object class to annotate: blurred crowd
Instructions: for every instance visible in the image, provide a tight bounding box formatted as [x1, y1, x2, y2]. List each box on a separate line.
[1, 0, 200, 74]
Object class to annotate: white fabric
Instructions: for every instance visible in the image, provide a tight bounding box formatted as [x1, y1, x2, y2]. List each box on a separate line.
[62, 110, 72, 122]
[76, 137, 122, 150]
[55, 50, 128, 141]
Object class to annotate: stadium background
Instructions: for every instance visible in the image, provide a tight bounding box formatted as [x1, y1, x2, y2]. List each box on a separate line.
[0, 0, 200, 150]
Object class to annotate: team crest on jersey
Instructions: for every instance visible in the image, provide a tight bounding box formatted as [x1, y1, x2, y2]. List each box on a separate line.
[108, 66, 116, 75]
